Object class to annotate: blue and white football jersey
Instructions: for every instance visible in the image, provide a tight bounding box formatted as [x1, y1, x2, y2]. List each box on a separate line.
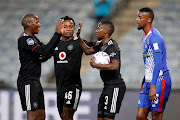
[138, 27, 171, 112]
[142, 26, 170, 85]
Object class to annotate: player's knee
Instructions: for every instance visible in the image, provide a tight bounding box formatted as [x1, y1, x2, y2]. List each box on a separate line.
[38, 112, 46, 120]
[60, 113, 64, 120]
[28, 115, 37, 120]
[152, 115, 158, 120]
[152, 111, 163, 120]
[40, 114, 46, 120]
[63, 111, 74, 120]
[64, 113, 73, 120]
[38, 114, 45, 120]
[136, 112, 146, 120]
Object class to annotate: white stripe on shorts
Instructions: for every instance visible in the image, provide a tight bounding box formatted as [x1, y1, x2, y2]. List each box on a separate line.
[73, 88, 80, 110]
[25, 84, 31, 110]
[110, 88, 119, 113]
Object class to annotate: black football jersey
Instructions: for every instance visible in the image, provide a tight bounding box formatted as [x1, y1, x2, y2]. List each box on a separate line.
[17, 32, 61, 85]
[93, 39, 123, 85]
[53, 38, 95, 91]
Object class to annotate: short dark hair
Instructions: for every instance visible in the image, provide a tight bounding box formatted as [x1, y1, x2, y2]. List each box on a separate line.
[101, 21, 114, 36]
[139, 7, 154, 21]
[60, 16, 75, 25]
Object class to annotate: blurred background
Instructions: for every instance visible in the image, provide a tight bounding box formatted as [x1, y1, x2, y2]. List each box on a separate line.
[0, 0, 179, 120]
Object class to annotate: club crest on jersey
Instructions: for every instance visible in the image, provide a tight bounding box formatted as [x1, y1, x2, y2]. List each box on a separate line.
[57, 52, 68, 63]
[26, 38, 34, 45]
[67, 44, 73, 50]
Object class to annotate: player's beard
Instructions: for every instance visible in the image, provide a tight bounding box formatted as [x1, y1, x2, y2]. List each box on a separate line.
[65, 36, 74, 41]
[97, 37, 102, 41]
[137, 26, 143, 30]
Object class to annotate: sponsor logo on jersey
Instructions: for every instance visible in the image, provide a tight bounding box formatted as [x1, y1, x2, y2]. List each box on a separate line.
[108, 40, 113, 45]
[143, 53, 150, 58]
[109, 52, 116, 57]
[55, 47, 58, 50]
[57, 52, 68, 63]
[26, 38, 34, 45]
[67, 44, 73, 50]
[59, 52, 66, 60]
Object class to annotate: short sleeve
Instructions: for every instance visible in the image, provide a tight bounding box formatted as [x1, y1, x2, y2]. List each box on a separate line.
[150, 35, 162, 53]
[107, 45, 120, 62]
[18, 37, 40, 52]
[92, 42, 102, 52]
[83, 39, 96, 47]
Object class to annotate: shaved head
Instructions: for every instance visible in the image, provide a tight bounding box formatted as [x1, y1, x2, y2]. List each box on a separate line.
[21, 14, 38, 27]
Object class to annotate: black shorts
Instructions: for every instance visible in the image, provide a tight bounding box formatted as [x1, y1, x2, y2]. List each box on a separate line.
[57, 85, 82, 114]
[17, 82, 45, 111]
[98, 82, 126, 119]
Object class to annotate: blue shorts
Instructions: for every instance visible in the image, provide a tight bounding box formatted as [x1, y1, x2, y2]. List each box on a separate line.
[138, 76, 171, 112]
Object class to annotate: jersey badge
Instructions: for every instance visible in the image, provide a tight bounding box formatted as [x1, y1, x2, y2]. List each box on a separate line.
[153, 43, 159, 50]
[67, 44, 73, 51]
[26, 38, 34, 45]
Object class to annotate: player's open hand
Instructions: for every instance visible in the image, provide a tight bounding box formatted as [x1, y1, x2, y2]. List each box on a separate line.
[149, 85, 156, 102]
[55, 19, 64, 34]
[76, 21, 82, 38]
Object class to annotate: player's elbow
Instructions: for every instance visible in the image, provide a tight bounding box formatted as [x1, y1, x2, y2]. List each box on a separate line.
[84, 49, 93, 55]
[112, 64, 119, 70]
[114, 66, 119, 71]
[84, 51, 91, 55]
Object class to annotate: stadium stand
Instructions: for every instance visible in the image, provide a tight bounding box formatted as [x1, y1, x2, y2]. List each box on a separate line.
[0, 0, 120, 88]
[0, 0, 179, 89]
[82, 0, 180, 89]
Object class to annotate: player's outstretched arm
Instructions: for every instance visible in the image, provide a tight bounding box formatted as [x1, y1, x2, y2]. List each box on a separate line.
[76, 21, 96, 55]
[31, 19, 64, 55]
[90, 57, 119, 70]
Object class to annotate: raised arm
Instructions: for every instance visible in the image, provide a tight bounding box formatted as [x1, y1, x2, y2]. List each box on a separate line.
[19, 19, 64, 56]
[32, 19, 64, 55]
[76, 21, 96, 55]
